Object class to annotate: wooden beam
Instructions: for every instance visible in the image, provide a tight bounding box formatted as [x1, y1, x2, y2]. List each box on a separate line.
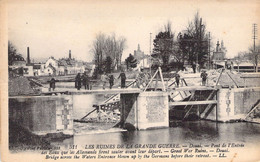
[169, 86, 217, 91]
[42, 88, 142, 95]
[144, 69, 159, 91]
[158, 67, 166, 91]
[216, 68, 224, 86]
[169, 100, 217, 106]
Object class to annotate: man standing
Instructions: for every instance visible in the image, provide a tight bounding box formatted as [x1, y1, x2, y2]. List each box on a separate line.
[174, 71, 180, 87]
[109, 74, 114, 89]
[49, 78, 56, 91]
[192, 62, 196, 73]
[75, 73, 82, 90]
[118, 70, 126, 88]
[82, 71, 90, 90]
[101, 72, 108, 89]
[200, 70, 208, 86]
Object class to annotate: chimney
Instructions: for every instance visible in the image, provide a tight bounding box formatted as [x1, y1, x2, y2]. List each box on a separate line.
[27, 47, 31, 64]
[69, 50, 71, 59]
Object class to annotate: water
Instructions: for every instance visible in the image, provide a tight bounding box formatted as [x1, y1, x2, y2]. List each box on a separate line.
[54, 94, 260, 150]
[73, 121, 260, 145]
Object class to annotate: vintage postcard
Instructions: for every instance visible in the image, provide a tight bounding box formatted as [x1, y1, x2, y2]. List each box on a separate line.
[1, 0, 260, 161]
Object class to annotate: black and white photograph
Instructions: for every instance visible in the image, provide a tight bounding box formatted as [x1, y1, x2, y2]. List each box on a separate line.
[1, 0, 260, 161]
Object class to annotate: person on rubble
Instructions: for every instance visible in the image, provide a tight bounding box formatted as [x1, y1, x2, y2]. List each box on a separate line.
[200, 70, 208, 86]
[136, 68, 146, 88]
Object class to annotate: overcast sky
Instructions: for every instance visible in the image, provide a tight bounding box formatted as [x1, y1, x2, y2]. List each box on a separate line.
[8, 0, 260, 63]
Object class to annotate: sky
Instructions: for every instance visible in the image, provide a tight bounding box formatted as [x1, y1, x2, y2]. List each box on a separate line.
[7, 0, 260, 63]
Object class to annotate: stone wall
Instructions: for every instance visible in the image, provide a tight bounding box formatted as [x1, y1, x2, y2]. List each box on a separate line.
[137, 92, 169, 130]
[202, 87, 260, 122]
[9, 95, 73, 135]
[120, 92, 169, 130]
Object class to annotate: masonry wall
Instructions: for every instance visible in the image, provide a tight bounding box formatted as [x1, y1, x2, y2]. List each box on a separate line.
[9, 96, 73, 135]
[233, 88, 260, 118]
[120, 92, 169, 130]
[136, 92, 169, 130]
[120, 93, 138, 128]
[202, 88, 260, 122]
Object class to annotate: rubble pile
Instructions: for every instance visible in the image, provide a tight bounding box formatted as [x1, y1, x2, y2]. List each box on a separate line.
[80, 109, 120, 123]
[9, 74, 42, 96]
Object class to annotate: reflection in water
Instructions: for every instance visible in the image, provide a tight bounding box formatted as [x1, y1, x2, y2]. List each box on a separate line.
[63, 121, 260, 149]
[52, 94, 260, 150]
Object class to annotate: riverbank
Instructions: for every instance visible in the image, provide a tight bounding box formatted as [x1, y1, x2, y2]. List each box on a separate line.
[9, 121, 72, 152]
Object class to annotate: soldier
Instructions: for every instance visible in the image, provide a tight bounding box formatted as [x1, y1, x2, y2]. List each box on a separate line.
[200, 70, 208, 86]
[118, 70, 126, 88]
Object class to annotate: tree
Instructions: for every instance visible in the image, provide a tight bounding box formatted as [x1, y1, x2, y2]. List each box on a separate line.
[8, 41, 18, 65]
[248, 45, 260, 72]
[178, 12, 209, 67]
[104, 56, 113, 73]
[91, 33, 106, 74]
[91, 33, 127, 75]
[153, 21, 175, 68]
[125, 53, 137, 70]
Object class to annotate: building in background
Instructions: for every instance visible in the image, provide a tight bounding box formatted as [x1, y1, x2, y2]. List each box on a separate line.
[43, 50, 85, 76]
[134, 44, 151, 70]
[9, 53, 34, 76]
[212, 40, 227, 68]
[134, 44, 145, 60]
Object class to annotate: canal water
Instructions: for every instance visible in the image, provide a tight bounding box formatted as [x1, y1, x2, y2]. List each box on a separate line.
[52, 94, 260, 151]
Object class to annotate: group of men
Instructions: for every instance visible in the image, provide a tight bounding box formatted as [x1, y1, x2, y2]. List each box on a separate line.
[75, 72, 90, 90]
[49, 68, 208, 92]
[101, 71, 126, 89]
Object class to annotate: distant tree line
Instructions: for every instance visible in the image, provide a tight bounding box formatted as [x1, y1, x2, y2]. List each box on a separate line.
[234, 44, 260, 72]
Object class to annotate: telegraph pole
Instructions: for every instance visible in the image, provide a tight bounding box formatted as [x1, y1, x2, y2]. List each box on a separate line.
[197, 18, 202, 71]
[150, 32, 152, 75]
[253, 24, 258, 72]
[208, 32, 211, 70]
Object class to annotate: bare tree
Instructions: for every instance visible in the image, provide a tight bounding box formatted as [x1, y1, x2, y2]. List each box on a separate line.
[179, 12, 209, 67]
[91, 33, 127, 74]
[248, 45, 260, 72]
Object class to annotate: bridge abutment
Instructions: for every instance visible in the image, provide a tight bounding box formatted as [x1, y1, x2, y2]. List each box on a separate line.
[9, 96, 73, 136]
[121, 92, 169, 130]
[201, 87, 260, 122]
